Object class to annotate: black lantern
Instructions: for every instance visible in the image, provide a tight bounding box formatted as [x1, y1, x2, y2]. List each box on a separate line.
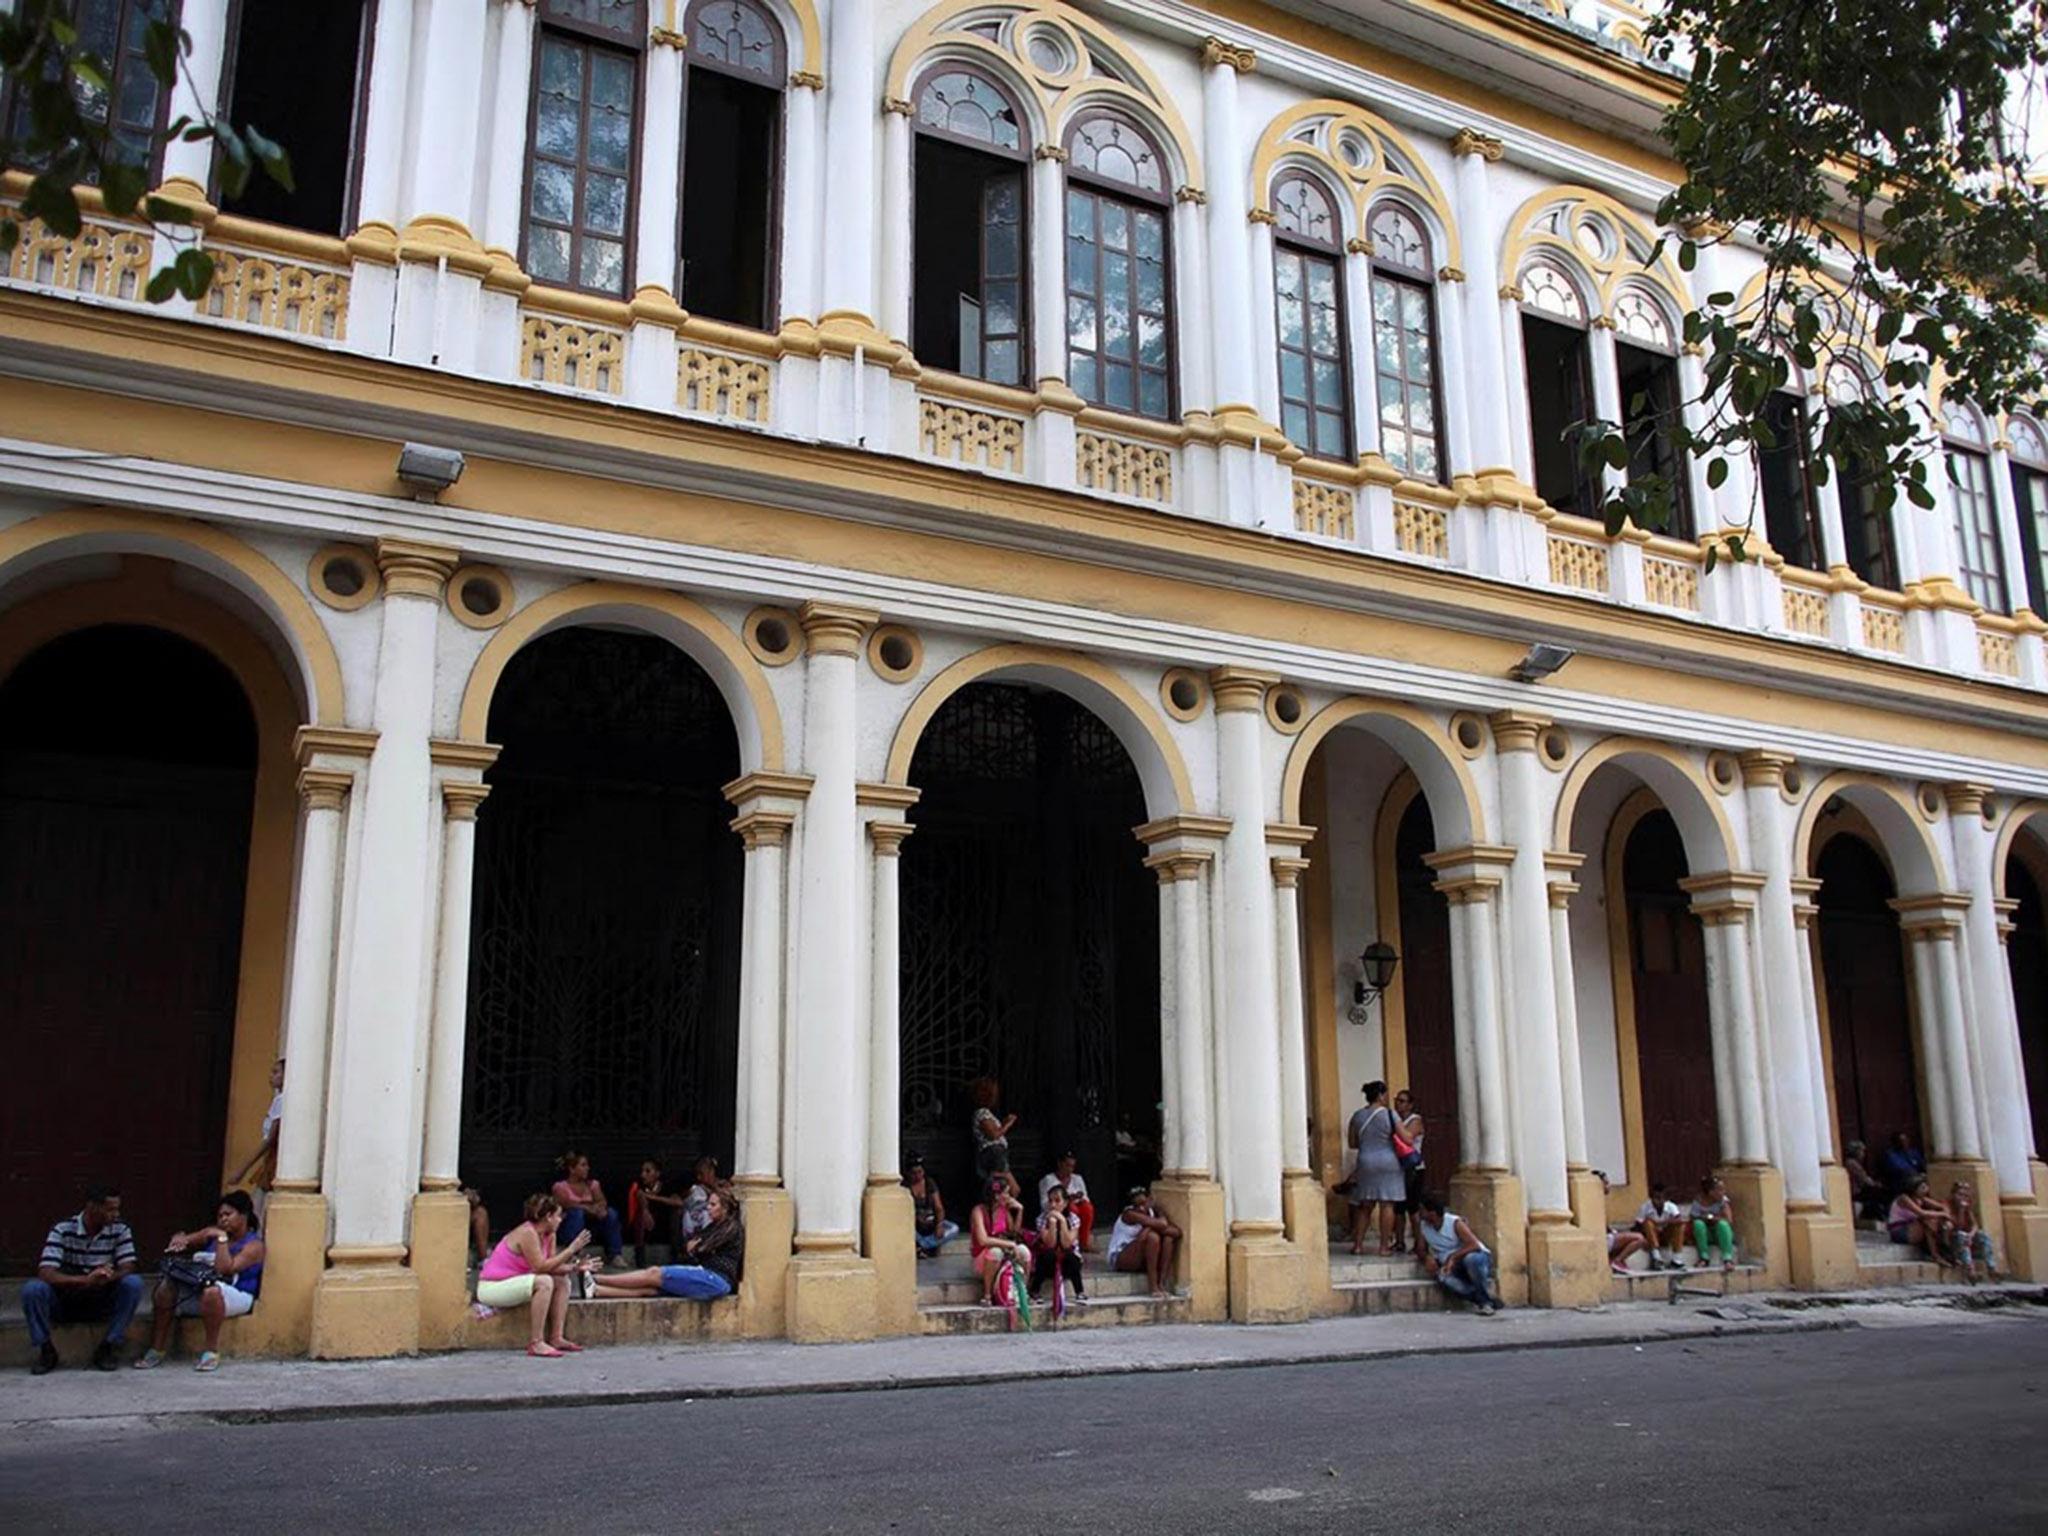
[1354, 941, 1400, 1009]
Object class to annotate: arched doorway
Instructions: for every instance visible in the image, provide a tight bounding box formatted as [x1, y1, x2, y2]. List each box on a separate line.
[1816, 834, 1920, 1155]
[2004, 851, 2048, 1157]
[898, 681, 1160, 1217]
[0, 625, 256, 1267]
[1391, 791, 1459, 1179]
[1620, 807, 1718, 1190]
[463, 627, 744, 1225]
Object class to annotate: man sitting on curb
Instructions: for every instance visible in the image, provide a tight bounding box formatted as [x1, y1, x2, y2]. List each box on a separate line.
[1417, 1191, 1503, 1316]
[23, 1184, 143, 1374]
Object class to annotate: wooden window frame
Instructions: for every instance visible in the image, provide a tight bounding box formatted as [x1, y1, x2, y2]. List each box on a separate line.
[1271, 171, 1351, 463]
[1945, 441, 2009, 614]
[520, 9, 646, 299]
[1519, 304, 1598, 517]
[1061, 110, 1176, 423]
[1757, 389, 1827, 572]
[677, 0, 787, 330]
[1366, 202, 1447, 486]
[2011, 453, 2048, 617]
[1614, 333, 1693, 537]
[3, 0, 180, 184]
[216, 0, 377, 232]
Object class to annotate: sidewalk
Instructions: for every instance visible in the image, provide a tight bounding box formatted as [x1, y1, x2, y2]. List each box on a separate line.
[4, 1286, 2038, 1435]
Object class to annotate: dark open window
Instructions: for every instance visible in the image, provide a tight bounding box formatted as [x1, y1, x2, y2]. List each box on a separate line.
[1367, 203, 1443, 484]
[679, 0, 783, 329]
[522, 0, 645, 297]
[1271, 173, 1348, 461]
[1835, 461, 1900, 590]
[1946, 436, 2008, 613]
[1616, 333, 1691, 538]
[912, 68, 1026, 385]
[219, 0, 370, 234]
[2010, 422, 2048, 615]
[1758, 389, 1824, 570]
[1521, 273, 1595, 516]
[1064, 111, 1172, 420]
[4, 0, 173, 180]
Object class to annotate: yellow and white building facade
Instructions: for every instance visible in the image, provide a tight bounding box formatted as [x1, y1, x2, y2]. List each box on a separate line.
[5, 0, 2048, 1357]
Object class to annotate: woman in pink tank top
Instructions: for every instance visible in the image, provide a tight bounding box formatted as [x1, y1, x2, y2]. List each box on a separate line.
[477, 1193, 595, 1356]
[969, 1175, 1032, 1306]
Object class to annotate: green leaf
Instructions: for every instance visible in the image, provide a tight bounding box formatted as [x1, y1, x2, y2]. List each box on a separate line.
[143, 19, 180, 84]
[172, 247, 216, 301]
[99, 160, 145, 217]
[145, 266, 180, 304]
[1706, 457, 1729, 490]
[245, 126, 296, 193]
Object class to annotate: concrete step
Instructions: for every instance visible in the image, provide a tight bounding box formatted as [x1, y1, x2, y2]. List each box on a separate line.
[1328, 1278, 1455, 1316]
[916, 1268, 1155, 1307]
[918, 1291, 1190, 1334]
[465, 1294, 741, 1349]
[1328, 1252, 1429, 1285]
[1608, 1264, 1768, 1304]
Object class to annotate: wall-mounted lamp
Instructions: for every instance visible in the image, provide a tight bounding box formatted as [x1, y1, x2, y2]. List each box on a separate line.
[397, 441, 466, 496]
[1347, 940, 1400, 1025]
[1509, 641, 1576, 683]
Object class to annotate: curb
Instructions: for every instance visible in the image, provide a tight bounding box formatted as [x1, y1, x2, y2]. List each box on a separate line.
[18, 1312, 1854, 1434]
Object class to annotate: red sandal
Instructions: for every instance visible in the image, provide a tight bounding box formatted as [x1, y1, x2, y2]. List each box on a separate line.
[527, 1341, 563, 1358]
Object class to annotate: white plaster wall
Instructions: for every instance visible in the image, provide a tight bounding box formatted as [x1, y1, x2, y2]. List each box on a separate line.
[1568, 765, 1638, 1183]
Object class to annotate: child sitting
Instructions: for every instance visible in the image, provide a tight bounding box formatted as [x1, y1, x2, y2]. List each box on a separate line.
[625, 1160, 683, 1265]
[678, 1156, 722, 1241]
[1948, 1181, 1999, 1283]
[1635, 1183, 1689, 1271]
[1689, 1176, 1737, 1271]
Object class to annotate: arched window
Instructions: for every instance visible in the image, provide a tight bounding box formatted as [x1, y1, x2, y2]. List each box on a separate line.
[1610, 286, 1692, 536]
[1757, 388, 1825, 571]
[1944, 402, 2008, 612]
[2009, 415, 2048, 615]
[912, 66, 1029, 385]
[1063, 111, 1173, 420]
[1824, 360, 1899, 590]
[3, 0, 173, 180]
[220, 0, 372, 234]
[1367, 201, 1442, 483]
[524, 0, 649, 297]
[1518, 261, 1595, 515]
[1272, 173, 1349, 461]
[680, 0, 786, 328]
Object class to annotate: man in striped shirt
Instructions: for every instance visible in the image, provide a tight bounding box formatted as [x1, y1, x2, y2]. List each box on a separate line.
[23, 1186, 142, 1375]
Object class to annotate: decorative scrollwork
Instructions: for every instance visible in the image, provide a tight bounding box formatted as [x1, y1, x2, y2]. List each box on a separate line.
[1978, 627, 2019, 677]
[1292, 478, 1354, 540]
[1861, 600, 1906, 654]
[677, 347, 772, 423]
[920, 400, 1024, 472]
[1547, 535, 1609, 593]
[1642, 555, 1701, 612]
[521, 313, 626, 395]
[1393, 499, 1448, 560]
[1781, 584, 1830, 637]
[1075, 431, 1173, 503]
[3, 212, 152, 301]
[202, 249, 350, 341]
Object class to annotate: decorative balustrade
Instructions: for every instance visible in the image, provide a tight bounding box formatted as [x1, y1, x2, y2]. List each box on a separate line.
[1075, 429, 1174, 506]
[1642, 551, 1700, 613]
[1293, 477, 1355, 540]
[3, 210, 152, 301]
[1780, 573, 1831, 638]
[1393, 499, 1448, 560]
[200, 246, 350, 341]
[520, 313, 626, 396]
[1546, 531, 1610, 595]
[1978, 621, 2020, 678]
[1860, 593, 1907, 655]
[919, 398, 1024, 473]
[677, 345, 772, 424]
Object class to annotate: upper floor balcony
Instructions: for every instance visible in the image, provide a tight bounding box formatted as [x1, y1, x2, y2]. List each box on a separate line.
[2, 0, 2039, 694]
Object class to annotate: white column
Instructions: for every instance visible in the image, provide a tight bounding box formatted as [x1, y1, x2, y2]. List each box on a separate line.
[1210, 669, 1284, 1227]
[818, 0, 878, 323]
[405, 0, 491, 230]
[1587, 319, 1626, 505]
[1438, 878, 1511, 1169]
[323, 541, 456, 1252]
[1343, 244, 1381, 458]
[1028, 146, 1068, 388]
[1946, 787, 2034, 1195]
[1150, 865, 1183, 1176]
[1273, 854, 1312, 1173]
[1488, 714, 1571, 1213]
[273, 768, 353, 1189]
[1149, 850, 1216, 1177]
[866, 817, 912, 1180]
[1989, 440, 2032, 616]
[1739, 755, 1826, 1202]
[729, 795, 798, 1181]
[356, 0, 418, 232]
[481, 0, 538, 258]
[159, 0, 231, 193]
[779, 79, 822, 323]
[879, 102, 914, 343]
[1791, 884, 1838, 1160]
[1449, 130, 1514, 476]
[1173, 191, 1216, 413]
[1199, 41, 1256, 411]
[1690, 895, 1773, 1164]
[634, 32, 685, 298]
[787, 603, 876, 1242]
[1547, 873, 1589, 1169]
[1898, 911, 1982, 1159]
[1676, 348, 1719, 532]
[1248, 214, 1280, 425]
[421, 777, 489, 1186]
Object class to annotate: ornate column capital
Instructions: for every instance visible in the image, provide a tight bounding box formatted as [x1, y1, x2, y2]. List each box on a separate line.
[1890, 892, 1973, 936]
[376, 537, 460, 599]
[1487, 710, 1550, 752]
[790, 69, 824, 90]
[1498, 281, 1524, 303]
[1271, 855, 1311, 888]
[724, 770, 816, 813]
[1200, 35, 1257, 72]
[1208, 666, 1281, 712]
[1034, 143, 1070, 163]
[1175, 185, 1208, 206]
[1547, 879, 1580, 909]
[1144, 848, 1214, 883]
[1450, 127, 1506, 162]
[882, 95, 914, 116]
[1437, 265, 1465, 283]
[867, 819, 914, 856]
[1736, 749, 1797, 788]
[294, 725, 379, 765]
[1345, 236, 1374, 257]
[1432, 874, 1502, 906]
[298, 767, 354, 812]
[1942, 781, 1994, 818]
[441, 780, 491, 821]
[797, 600, 880, 656]
[731, 809, 797, 849]
[1247, 207, 1277, 226]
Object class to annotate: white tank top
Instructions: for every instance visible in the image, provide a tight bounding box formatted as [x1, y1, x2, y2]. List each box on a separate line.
[1106, 1215, 1145, 1264]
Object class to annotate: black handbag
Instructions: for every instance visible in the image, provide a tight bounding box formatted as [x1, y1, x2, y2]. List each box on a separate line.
[157, 1252, 218, 1299]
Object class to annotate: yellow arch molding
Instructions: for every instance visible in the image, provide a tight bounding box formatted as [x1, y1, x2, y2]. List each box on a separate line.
[671, 0, 820, 76]
[1790, 769, 1947, 894]
[458, 581, 784, 771]
[1989, 798, 2048, 901]
[884, 643, 1194, 817]
[1248, 99, 1461, 269]
[1551, 735, 1741, 873]
[1279, 696, 1485, 845]
[884, 0, 1202, 188]
[0, 505, 344, 724]
[1730, 266, 1890, 385]
[1502, 184, 1688, 319]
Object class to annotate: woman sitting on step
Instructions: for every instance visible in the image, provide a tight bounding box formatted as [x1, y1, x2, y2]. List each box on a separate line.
[134, 1190, 266, 1373]
[1887, 1177, 1955, 1269]
[970, 1175, 1033, 1306]
[477, 1193, 594, 1357]
[590, 1186, 747, 1302]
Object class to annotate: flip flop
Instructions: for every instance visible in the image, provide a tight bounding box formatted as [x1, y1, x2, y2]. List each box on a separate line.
[527, 1342, 563, 1358]
[547, 1339, 584, 1353]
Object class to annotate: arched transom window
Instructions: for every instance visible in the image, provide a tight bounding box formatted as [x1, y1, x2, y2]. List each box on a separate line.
[1064, 110, 1173, 420]
[1272, 172, 1349, 460]
[1366, 201, 1441, 483]
[911, 64, 1029, 386]
[679, 0, 787, 329]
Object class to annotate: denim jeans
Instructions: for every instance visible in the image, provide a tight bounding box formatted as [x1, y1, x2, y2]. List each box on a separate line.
[559, 1206, 623, 1258]
[916, 1220, 961, 1254]
[657, 1265, 733, 1300]
[22, 1273, 145, 1347]
[1954, 1229, 1995, 1267]
[1436, 1250, 1496, 1308]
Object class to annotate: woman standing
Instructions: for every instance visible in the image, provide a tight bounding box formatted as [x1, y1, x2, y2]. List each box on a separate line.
[473, 1193, 592, 1357]
[592, 1186, 748, 1300]
[1391, 1089, 1425, 1256]
[1345, 1081, 1406, 1256]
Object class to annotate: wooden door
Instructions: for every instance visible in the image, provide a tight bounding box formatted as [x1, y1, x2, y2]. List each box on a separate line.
[2003, 857, 2048, 1159]
[1394, 794, 1459, 1180]
[1625, 810, 1721, 1189]
[1816, 836, 1921, 1153]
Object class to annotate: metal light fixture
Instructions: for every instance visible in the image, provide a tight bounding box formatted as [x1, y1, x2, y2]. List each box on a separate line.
[1509, 641, 1576, 683]
[1347, 940, 1400, 1025]
[397, 441, 466, 495]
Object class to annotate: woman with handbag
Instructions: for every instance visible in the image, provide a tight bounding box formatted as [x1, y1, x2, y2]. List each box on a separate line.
[1390, 1089, 1426, 1256]
[134, 1191, 265, 1372]
[1345, 1081, 1407, 1257]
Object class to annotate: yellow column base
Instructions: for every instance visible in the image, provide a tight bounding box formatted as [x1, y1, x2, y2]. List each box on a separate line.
[1226, 1222, 1310, 1324]
[1926, 1158, 2002, 1247]
[1449, 1168, 1527, 1305]
[411, 1189, 473, 1351]
[1282, 1171, 1335, 1313]
[783, 1245, 878, 1344]
[239, 1190, 325, 1357]
[1525, 1212, 1607, 1308]
[1716, 1163, 1789, 1285]
[1152, 1176, 1227, 1322]
[862, 1180, 918, 1337]
[310, 1250, 420, 1359]
[2033, 1159, 2048, 1208]
[1820, 1162, 1853, 1222]
[734, 1182, 794, 1340]
[1786, 1201, 1859, 1290]
[1566, 1167, 1608, 1235]
[1999, 1194, 2048, 1280]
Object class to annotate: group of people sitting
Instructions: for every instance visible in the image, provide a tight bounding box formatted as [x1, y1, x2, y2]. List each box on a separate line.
[1603, 1175, 1742, 1275]
[1843, 1131, 2002, 1279]
[21, 1184, 265, 1375]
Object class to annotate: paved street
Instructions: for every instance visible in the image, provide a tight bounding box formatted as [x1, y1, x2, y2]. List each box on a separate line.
[4, 1310, 2046, 1533]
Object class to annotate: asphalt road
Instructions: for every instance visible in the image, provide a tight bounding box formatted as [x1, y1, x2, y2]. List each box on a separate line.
[5, 1319, 2046, 1534]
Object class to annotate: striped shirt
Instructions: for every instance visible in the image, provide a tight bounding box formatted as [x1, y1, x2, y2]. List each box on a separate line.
[39, 1213, 138, 1275]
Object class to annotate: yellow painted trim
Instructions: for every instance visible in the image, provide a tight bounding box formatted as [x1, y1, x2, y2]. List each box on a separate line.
[1280, 696, 1486, 843]
[456, 581, 784, 771]
[1248, 98, 1461, 269]
[1992, 800, 2048, 900]
[883, 642, 1194, 816]
[0, 506, 345, 724]
[1790, 769, 1948, 894]
[1552, 735, 1740, 873]
[1302, 752, 1343, 1190]
[1374, 772, 1421, 1096]
[883, 0, 1203, 186]
[1501, 184, 1689, 320]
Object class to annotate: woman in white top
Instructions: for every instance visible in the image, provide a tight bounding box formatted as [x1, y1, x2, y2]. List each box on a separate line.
[229, 1057, 285, 1192]
[1105, 1186, 1182, 1297]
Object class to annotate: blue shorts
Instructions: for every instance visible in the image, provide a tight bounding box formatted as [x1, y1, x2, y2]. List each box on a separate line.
[657, 1266, 733, 1301]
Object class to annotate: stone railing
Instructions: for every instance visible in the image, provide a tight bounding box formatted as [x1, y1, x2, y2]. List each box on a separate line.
[1546, 525, 1611, 596]
[200, 226, 351, 342]
[1075, 425, 1176, 507]
[917, 388, 1026, 474]
[1641, 546, 1701, 613]
[1859, 590, 1907, 655]
[677, 340, 773, 425]
[1393, 498, 1449, 561]
[1780, 568, 1832, 639]
[520, 310, 626, 396]
[1978, 616, 2021, 679]
[1293, 472, 1356, 540]
[3, 210, 153, 301]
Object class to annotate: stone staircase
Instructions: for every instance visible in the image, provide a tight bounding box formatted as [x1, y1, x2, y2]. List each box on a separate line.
[1605, 1250, 1769, 1303]
[1325, 1249, 1456, 1314]
[1850, 1225, 1949, 1287]
[914, 1246, 1190, 1334]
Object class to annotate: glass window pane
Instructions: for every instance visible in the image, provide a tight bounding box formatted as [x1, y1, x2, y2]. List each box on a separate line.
[1101, 300, 1130, 358]
[1066, 191, 1093, 239]
[1280, 351, 1308, 401]
[986, 220, 1020, 278]
[1105, 361, 1133, 410]
[1067, 238, 1096, 294]
[1135, 255, 1165, 315]
[541, 39, 583, 100]
[1136, 211, 1164, 261]
[1316, 411, 1346, 455]
[986, 338, 1019, 385]
[1103, 251, 1130, 308]
[588, 97, 633, 172]
[537, 94, 582, 160]
[1278, 295, 1305, 348]
[1069, 353, 1097, 401]
[985, 282, 1018, 335]
[1284, 403, 1310, 446]
[585, 173, 628, 236]
[532, 161, 576, 223]
[579, 236, 625, 293]
[1313, 356, 1344, 402]
[529, 224, 572, 283]
[1138, 313, 1167, 368]
[591, 52, 635, 111]
[1139, 370, 1168, 420]
[1276, 252, 1302, 297]
[1067, 296, 1097, 353]
[1101, 202, 1129, 252]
